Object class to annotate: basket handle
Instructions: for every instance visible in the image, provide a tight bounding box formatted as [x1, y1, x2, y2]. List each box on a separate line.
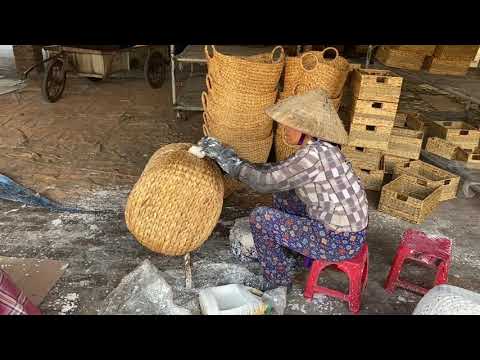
[271, 46, 285, 64]
[205, 74, 214, 93]
[396, 194, 409, 202]
[300, 52, 319, 72]
[201, 91, 209, 111]
[203, 111, 212, 128]
[202, 123, 211, 137]
[320, 47, 339, 62]
[205, 45, 216, 60]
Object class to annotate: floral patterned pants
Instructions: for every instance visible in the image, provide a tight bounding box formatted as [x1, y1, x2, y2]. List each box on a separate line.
[249, 190, 366, 288]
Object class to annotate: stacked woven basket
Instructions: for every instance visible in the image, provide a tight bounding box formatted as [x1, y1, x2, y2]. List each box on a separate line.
[125, 143, 225, 256]
[275, 47, 351, 161]
[202, 45, 285, 197]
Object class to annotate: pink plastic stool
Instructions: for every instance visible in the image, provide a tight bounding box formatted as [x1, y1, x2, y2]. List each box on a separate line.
[304, 244, 369, 314]
[385, 229, 452, 295]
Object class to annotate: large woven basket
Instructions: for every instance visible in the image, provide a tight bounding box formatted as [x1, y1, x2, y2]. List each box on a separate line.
[203, 123, 273, 164]
[223, 175, 245, 199]
[206, 74, 277, 113]
[274, 124, 301, 161]
[205, 45, 285, 94]
[125, 144, 224, 256]
[282, 56, 303, 96]
[299, 48, 350, 99]
[203, 111, 272, 141]
[201, 91, 273, 130]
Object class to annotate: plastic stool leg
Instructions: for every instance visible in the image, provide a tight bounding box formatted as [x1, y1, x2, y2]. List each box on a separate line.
[347, 268, 363, 314]
[384, 248, 409, 293]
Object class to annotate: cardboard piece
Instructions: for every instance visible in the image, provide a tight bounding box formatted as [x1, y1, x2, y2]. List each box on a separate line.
[0, 256, 68, 306]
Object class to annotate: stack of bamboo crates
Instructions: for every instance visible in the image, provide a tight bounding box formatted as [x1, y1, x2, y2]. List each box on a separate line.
[375, 46, 436, 71]
[424, 45, 479, 76]
[341, 69, 404, 191]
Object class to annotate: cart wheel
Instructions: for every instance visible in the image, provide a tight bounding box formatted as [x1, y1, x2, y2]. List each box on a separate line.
[87, 77, 103, 82]
[145, 51, 167, 89]
[42, 58, 66, 103]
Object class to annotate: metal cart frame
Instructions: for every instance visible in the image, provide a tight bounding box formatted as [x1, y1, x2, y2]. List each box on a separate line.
[24, 45, 169, 103]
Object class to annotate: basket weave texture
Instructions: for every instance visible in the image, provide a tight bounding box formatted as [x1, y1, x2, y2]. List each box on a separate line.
[125, 144, 224, 256]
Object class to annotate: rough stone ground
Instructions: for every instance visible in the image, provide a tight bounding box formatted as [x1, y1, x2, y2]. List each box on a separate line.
[0, 58, 479, 315]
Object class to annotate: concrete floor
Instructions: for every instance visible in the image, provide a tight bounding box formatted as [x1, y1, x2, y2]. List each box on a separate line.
[0, 60, 479, 315]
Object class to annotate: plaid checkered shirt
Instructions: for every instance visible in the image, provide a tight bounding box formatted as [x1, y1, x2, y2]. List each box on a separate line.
[238, 140, 368, 233]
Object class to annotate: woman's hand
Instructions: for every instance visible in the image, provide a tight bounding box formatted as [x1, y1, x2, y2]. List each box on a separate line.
[197, 137, 244, 178]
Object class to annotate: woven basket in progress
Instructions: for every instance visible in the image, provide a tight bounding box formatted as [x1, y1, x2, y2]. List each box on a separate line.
[125, 144, 224, 256]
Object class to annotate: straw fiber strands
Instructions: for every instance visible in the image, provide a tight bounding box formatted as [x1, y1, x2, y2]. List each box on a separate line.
[125, 143, 224, 256]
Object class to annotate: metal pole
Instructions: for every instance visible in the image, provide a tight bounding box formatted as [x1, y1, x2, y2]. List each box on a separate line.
[184, 252, 192, 289]
[170, 45, 176, 106]
[366, 45, 374, 69]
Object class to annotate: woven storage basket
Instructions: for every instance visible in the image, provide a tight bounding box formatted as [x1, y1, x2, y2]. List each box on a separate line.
[274, 124, 301, 161]
[428, 120, 480, 150]
[385, 127, 424, 160]
[205, 45, 285, 95]
[203, 123, 273, 164]
[433, 45, 479, 60]
[354, 167, 385, 191]
[206, 74, 278, 113]
[425, 137, 463, 160]
[375, 46, 425, 71]
[125, 144, 224, 256]
[299, 48, 350, 99]
[347, 123, 393, 151]
[378, 175, 442, 224]
[203, 110, 273, 140]
[201, 91, 272, 130]
[460, 148, 480, 167]
[282, 56, 303, 96]
[341, 145, 383, 171]
[389, 45, 436, 56]
[350, 98, 399, 125]
[223, 175, 245, 199]
[423, 56, 471, 76]
[292, 83, 343, 112]
[394, 112, 408, 128]
[384, 154, 411, 175]
[351, 68, 403, 103]
[393, 160, 460, 202]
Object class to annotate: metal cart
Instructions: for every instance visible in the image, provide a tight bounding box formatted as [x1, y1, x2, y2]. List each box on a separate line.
[25, 45, 169, 103]
[169, 45, 293, 120]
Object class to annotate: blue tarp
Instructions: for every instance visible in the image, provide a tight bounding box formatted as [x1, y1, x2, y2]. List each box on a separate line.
[0, 173, 102, 213]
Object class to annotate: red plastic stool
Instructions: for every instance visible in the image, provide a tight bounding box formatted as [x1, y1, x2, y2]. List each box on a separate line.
[304, 244, 369, 314]
[385, 229, 452, 295]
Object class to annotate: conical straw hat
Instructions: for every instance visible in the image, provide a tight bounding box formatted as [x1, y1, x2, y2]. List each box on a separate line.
[265, 89, 348, 145]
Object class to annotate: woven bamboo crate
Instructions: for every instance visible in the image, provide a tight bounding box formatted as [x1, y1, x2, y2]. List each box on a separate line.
[423, 56, 471, 76]
[393, 160, 460, 202]
[384, 154, 411, 174]
[433, 45, 479, 60]
[375, 46, 424, 71]
[351, 69, 403, 103]
[429, 121, 480, 150]
[456, 148, 480, 168]
[425, 137, 463, 160]
[350, 98, 399, 124]
[378, 175, 442, 224]
[385, 127, 424, 160]
[394, 112, 408, 128]
[354, 167, 384, 191]
[405, 112, 432, 132]
[341, 145, 383, 170]
[348, 123, 393, 150]
[390, 45, 436, 56]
